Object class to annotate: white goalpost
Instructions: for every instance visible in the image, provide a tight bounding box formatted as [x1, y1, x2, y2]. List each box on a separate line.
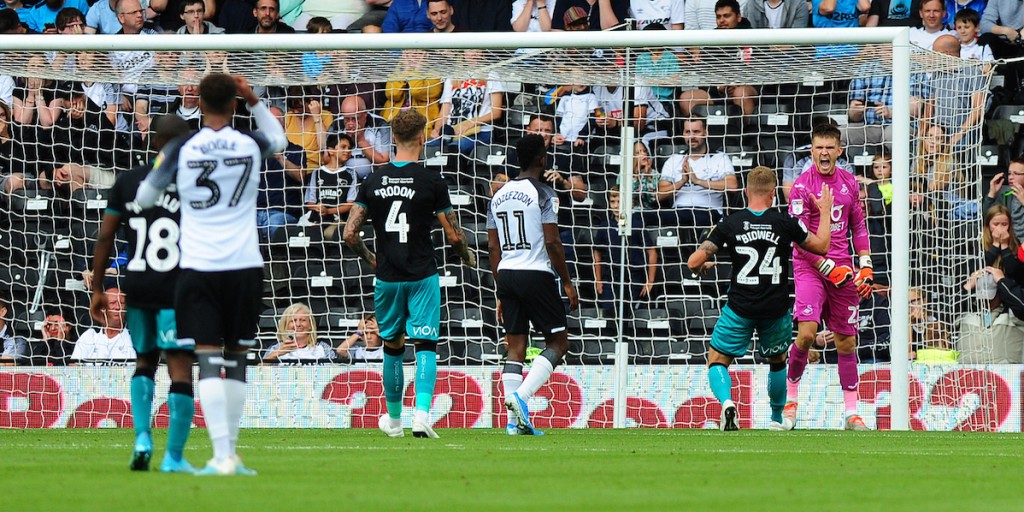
[0, 28, 999, 431]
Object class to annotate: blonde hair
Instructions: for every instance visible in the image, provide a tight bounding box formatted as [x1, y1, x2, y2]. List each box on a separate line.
[276, 303, 318, 345]
[746, 166, 777, 196]
[914, 125, 953, 190]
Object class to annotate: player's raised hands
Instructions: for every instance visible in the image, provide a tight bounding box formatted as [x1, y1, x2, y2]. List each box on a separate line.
[233, 75, 259, 106]
[814, 183, 834, 212]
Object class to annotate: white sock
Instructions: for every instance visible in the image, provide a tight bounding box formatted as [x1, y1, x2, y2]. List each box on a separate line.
[198, 377, 230, 462]
[502, 372, 523, 401]
[414, 409, 429, 426]
[224, 379, 247, 457]
[517, 357, 554, 401]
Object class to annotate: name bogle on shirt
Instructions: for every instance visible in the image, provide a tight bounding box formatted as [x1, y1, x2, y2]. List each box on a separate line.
[374, 176, 416, 199]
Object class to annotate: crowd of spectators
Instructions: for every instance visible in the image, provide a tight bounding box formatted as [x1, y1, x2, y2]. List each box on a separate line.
[0, 0, 1018, 365]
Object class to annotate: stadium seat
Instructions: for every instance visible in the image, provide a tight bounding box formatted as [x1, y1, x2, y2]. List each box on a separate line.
[630, 308, 671, 362]
[992, 104, 1024, 125]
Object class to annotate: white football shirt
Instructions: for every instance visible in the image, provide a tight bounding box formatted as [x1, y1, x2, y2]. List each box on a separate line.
[487, 177, 559, 274]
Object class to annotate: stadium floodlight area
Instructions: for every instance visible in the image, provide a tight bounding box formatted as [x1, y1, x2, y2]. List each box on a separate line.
[0, 29, 1008, 431]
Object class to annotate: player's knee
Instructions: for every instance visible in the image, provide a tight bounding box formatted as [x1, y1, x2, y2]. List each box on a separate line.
[196, 350, 222, 380]
[383, 344, 405, 357]
[412, 340, 437, 353]
[223, 351, 247, 382]
[132, 364, 157, 381]
[169, 381, 194, 397]
[769, 361, 786, 372]
[538, 347, 564, 368]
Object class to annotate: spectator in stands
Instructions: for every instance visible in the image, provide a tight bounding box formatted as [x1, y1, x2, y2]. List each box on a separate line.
[382, 0, 432, 32]
[2, 0, 34, 26]
[218, 0, 256, 33]
[450, 0, 513, 31]
[636, 24, 679, 106]
[27, 0, 89, 33]
[133, 55, 187, 140]
[630, 0, 685, 29]
[907, 286, 951, 358]
[856, 289, 892, 362]
[511, 0, 554, 31]
[167, 68, 201, 129]
[175, 0, 223, 34]
[979, 0, 1024, 68]
[861, 151, 893, 283]
[625, 139, 663, 214]
[11, 56, 59, 129]
[257, 104, 305, 241]
[254, 0, 295, 33]
[300, 17, 334, 80]
[553, 84, 597, 171]
[55, 6, 84, 35]
[593, 84, 668, 145]
[551, 0, 629, 31]
[0, 294, 28, 365]
[427, 0, 456, 32]
[866, 0, 920, 26]
[0, 7, 29, 33]
[85, 0, 129, 33]
[983, 157, 1024, 240]
[109, 0, 158, 107]
[290, 0, 386, 32]
[747, 0, 808, 28]
[911, 0, 956, 48]
[0, 99, 29, 194]
[382, 58, 442, 137]
[955, 8, 993, 61]
[914, 124, 954, 192]
[262, 303, 336, 362]
[843, 47, 898, 149]
[306, 132, 358, 232]
[811, 0, 870, 57]
[656, 117, 737, 229]
[71, 287, 134, 362]
[29, 309, 76, 365]
[335, 313, 384, 362]
[593, 187, 659, 315]
[490, 172, 509, 195]
[330, 95, 391, 178]
[679, 1, 758, 121]
[285, 86, 333, 171]
[154, 0, 214, 32]
[923, 36, 988, 150]
[429, 62, 506, 155]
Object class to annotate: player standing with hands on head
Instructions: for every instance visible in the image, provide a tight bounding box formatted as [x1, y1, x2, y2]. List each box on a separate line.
[91, 114, 195, 473]
[688, 167, 833, 431]
[343, 109, 476, 440]
[784, 123, 874, 431]
[488, 134, 579, 436]
[137, 73, 287, 475]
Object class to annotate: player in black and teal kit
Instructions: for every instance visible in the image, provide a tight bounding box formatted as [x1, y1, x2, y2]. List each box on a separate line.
[343, 109, 475, 439]
[687, 167, 833, 431]
[90, 115, 195, 472]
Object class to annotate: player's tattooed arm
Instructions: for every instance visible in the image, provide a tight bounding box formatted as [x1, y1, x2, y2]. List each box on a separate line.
[687, 240, 719, 275]
[343, 204, 376, 269]
[440, 209, 477, 268]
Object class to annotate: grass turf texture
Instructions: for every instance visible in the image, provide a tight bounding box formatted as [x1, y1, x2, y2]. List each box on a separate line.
[2, 429, 1022, 511]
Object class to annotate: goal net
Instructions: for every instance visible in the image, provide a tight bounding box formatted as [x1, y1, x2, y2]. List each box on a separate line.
[0, 30, 1011, 431]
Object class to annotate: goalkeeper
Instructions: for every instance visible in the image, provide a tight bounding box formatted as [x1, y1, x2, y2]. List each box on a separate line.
[783, 124, 874, 431]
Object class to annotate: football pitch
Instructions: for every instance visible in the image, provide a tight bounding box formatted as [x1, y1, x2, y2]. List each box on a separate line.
[3, 429, 1022, 512]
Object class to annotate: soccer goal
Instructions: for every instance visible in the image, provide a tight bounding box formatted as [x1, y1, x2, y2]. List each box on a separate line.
[0, 28, 1005, 431]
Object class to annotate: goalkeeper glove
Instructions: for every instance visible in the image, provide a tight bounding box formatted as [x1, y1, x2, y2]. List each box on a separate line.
[854, 255, 874, 299]
[816, 258, 854, 288]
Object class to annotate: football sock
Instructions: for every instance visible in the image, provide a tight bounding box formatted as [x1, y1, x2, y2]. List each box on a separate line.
[768, 363, 787, 424]
[786, 344, 809, 401]
[837, 351, 860, 416]
[130, 372, 155, 442]
[707, 363, 732, 405]
[414, 349, 437, 414]
[502, 361, 524, 402]
[223, 351, 248, 456]
[516, 348, 559, 400]
[196, 350, 230, 463]
[166, 382, 194, 462]
[382, 345, 405, 420]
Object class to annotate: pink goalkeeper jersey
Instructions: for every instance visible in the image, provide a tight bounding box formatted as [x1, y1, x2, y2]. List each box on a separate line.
[788, 165, 869, 270]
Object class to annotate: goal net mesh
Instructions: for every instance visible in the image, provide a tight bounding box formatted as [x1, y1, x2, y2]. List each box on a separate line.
[0, 37, 1010, 431]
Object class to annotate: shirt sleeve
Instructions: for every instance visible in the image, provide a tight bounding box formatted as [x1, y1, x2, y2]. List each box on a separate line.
[433, 172, 453, 214]
[671, 0, 686, 24]
[705, 219, 729, 248]
[538, 184, 558, 224]
[137, 135, 186, 208]
[786, 215, 810, 246]
[354, 178, 369, 207]
[104, 172, 126, 216]
[305, 169, 319, 203]
[439, 79, 454, 105]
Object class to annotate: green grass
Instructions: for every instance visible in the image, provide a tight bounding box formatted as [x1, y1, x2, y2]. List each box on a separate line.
[3, 429, 1023, 512]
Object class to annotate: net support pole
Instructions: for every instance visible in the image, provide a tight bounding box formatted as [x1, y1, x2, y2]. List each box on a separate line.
[613, 125, 636, 429]
[888, 28, 912, 432]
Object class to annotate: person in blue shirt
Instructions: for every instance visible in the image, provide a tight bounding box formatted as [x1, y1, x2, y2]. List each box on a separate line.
[382, 0, 432, 32]
[26, 0, 90, 32]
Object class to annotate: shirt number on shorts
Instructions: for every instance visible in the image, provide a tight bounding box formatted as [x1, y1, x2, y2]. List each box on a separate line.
[735, 246, 781, 285]
[126, 217, 180, 272]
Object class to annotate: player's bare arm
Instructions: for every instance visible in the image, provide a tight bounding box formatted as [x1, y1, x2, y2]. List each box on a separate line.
[543, 222, 578, 311]
[687, 240, 719, 274]
[343, 204, 377, 269]
[800, 183, 834, 255]
[440, 209, 477, 268]
[88, 213, 121, 324]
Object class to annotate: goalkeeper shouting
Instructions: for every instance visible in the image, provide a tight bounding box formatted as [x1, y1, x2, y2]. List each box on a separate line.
[782, 124, 873, 431]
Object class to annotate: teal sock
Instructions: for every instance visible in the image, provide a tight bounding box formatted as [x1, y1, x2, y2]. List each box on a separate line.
[383, 351, 405, 420]
[414, 350, 437, 413]
[130, 375, 155, 439]
[768, 368, 787, 423]
[166, 392, 194, 461]
[707, 364, 732, 405]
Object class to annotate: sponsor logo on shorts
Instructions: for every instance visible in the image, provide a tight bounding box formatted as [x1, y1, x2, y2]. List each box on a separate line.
[409, 325, 439, 338]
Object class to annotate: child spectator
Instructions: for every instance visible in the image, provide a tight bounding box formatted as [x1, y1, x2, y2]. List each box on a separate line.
[335, 313, 383, 362]
[860, 150, 893, 284]
[593, 187, 659, 315]
[305, 132, 358, 234]
[954, 8, 993, 62]
[553, 84, 597, 149]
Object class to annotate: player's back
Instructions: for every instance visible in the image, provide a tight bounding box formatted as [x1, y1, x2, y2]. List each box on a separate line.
[175, 126, 263, 272]
[486, 177, 557, 274]
[356, 162, 450, 282]
[107, 163, 181, 309]
[711, 208, 807, 319]
[789, 166, 864, 267]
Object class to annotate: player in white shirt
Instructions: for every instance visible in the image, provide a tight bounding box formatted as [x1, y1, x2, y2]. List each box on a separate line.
[488, 134, 579, 436]
[137, 73, 287, 476]
[630, 0, 685, 28]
